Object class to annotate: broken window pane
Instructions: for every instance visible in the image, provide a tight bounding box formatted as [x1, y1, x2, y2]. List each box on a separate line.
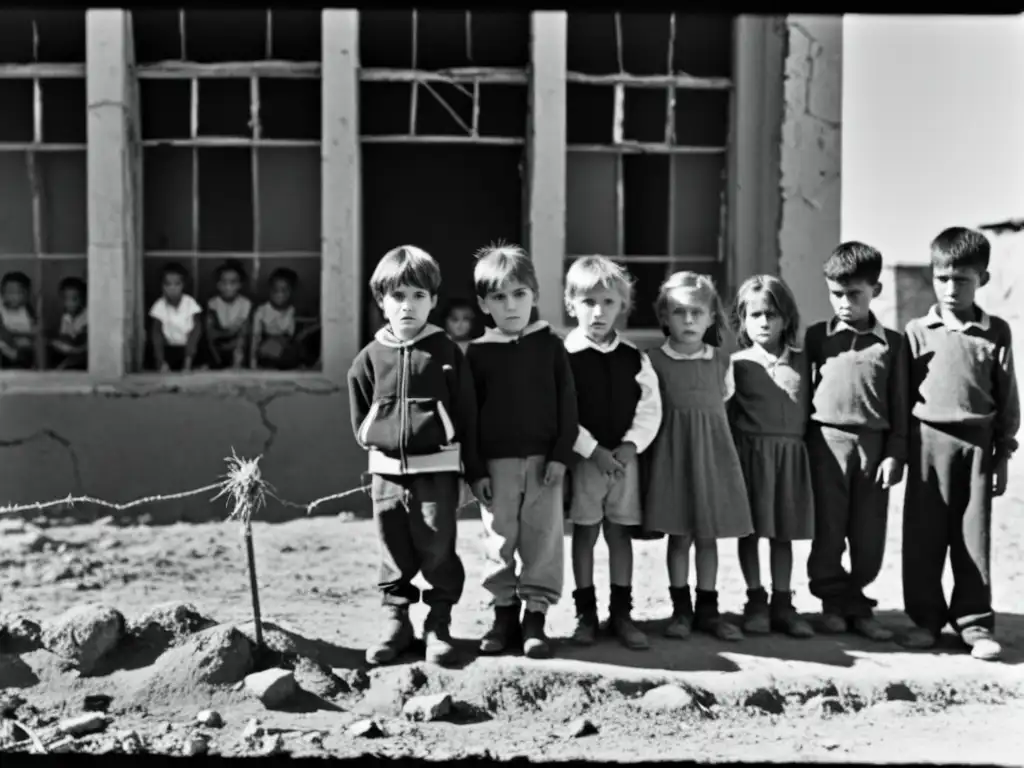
[416, 81, 474, 137]
[0, 81, 34, 143]
[416, 11, 471, 71]
[623, 88, 667, 144]
[0, 153, 34, 253]
[139, 80, 192, 140]
[39, 152, 87, 253]
[567, 13, 618, 75]
[269, 11, 321, 60]
[259, 79, 321, 140]
[674, 89, 730, 147]
[41, 80, 87, 144]
[623, 154, 669, 256]
[132, 10, 183, 63]
[566, 85, 613, 145]
[198, 80, 252, 138]
[143, 147, 193, 251]
[197, 148, 254, 251]
[477, 85, 528, 138]
[359, 82, 411, 135]
[566, 153, 618, 256]
[185, 10, 267, 62]
[671, 154, 726, 256]
[257, 148, 320, 252]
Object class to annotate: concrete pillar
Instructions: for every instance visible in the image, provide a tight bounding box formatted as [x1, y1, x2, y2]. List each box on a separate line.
[86, 9, 134, 377]
[527, 12, 568, 327]
[321, 9, 362, 382]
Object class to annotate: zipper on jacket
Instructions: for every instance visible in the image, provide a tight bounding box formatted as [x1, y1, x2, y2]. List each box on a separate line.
[399, 346, 409, 471]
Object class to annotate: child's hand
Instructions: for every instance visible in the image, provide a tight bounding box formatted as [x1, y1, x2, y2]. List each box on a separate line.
[592, 446, 624, 476]
[993, 456, 1009, 497]
[612, 442, 638, 476]
[543, 460, 566, 486]
[471, 478, 493, 506]
[875, 457, 904, 490]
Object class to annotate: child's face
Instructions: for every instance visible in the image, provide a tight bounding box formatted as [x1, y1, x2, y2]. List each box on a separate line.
[662, 287, 712, 348]
[743, 291, 785, 351]
[569, 287, 624, 343]
[2, 281, 27, 310]
[217, 269, 243, 301]
[62, 287, 84, 316]
[478, 279, 536, 335]
[269, 279, 293, 308]
[932, 264, 987, 317]
[379, 283, 436, 339]
[445, 306, 475, 341]
[826, 278, 879, 327]
[162, 272, 185, 303]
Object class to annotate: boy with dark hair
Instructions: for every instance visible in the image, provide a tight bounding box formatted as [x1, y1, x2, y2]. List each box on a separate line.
[347, 245, 478, 668]
[899, 226, 1019, 661]
[804, 241, 907, 641]
[466, 242, 579, 659]
[50, 276, 88, 370]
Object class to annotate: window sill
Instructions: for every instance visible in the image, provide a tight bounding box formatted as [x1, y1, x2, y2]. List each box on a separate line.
[0, 369, 340, 396]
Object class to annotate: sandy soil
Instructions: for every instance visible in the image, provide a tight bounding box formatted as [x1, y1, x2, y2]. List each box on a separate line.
[2, 474, 1024, 762]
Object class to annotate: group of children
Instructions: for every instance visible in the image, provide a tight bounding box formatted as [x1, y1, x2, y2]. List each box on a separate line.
[346, 226, 1016, 669]
[0, 271, 88, 371]
[148, 260, 319, 372]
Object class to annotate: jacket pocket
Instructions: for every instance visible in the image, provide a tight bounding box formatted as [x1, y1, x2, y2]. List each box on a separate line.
[358, 398, 402, 453]
[403, 398, 454, 455]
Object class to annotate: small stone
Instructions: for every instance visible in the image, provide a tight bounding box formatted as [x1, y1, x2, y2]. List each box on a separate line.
[41, 604, 125, 674]
[337, 511, 358, 523]
[118, 730, 143, 754]
[820, 740, 840, 751]
[97, 516, 116, 527]
[0, 613, 43, 654]
[83, 694, 113, 713]
[402, 693, 453, 722]
[241, 719, 264, 743]
[304, 731, 325, 746]
[348, 719, 384, 739]
[244, 668, 297, 708]
[562, 717, 598, 738]
[261, 733, 284, 755]
[129, 601, 217, 650]
[58, 713, 111, 736]
[804, 695, 844, 717]
[46, 736, 77, 754]
[639, 684, 696, 712]
[182, 732, 209, 756]
[196, 709, 223, 728]
[744, 688, 786, 715]
[883, 682, 917, 702]
[0, 691, 27, 718]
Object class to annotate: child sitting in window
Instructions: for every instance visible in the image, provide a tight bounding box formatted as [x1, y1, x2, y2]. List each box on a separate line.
[251, 267, 306, 370]
[149, 262, 202, 372]
[0, 271, 38, 370]
[205, 259, 253, 370]
[50, 276, 88, 371]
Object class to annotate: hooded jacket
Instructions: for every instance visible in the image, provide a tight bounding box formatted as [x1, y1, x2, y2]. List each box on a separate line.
[347, 323, 478, 476]
[464, 321, 578, 476]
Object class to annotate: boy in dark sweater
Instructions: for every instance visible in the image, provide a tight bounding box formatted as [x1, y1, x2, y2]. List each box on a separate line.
[347, 245, 478, 668]
[465, 242, 579, 659]
[804, 242, 907, 641]
[899, 227, 1019, 661]
[563, 256, 662, 651]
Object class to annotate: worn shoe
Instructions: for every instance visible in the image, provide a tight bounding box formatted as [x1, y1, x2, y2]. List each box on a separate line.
[742, 587, 771, 635]
[851, 615, 894, 642]
[961, 627, 1002, 661]
[608, 585, 649, 650]
[770, 591, 815, 638]
[665, 586, 693, 639]
[366, 603, 417, 666]
[820, 613, 849, 634]
[479, 602, 523, 655]
[521, 609, 552, 659]
[695, 589, 744, 642]
[571, 587, 600, 646]
[423, 605, 459, 667]
[897, 626, 938, 650]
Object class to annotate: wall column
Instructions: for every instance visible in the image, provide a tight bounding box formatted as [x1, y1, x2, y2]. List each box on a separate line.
[527, 12, 568, 327]
[86, 9, 134, 378]
[321, 9, 362, 382]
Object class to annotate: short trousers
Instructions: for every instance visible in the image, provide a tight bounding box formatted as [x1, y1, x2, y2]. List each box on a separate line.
[568, 454, 641, 527]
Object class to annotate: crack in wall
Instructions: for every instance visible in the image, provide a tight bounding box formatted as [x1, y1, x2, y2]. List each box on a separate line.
[254, 393, 283, 458]
[0, 428, 84, 495]
[788, 21, 841, 130]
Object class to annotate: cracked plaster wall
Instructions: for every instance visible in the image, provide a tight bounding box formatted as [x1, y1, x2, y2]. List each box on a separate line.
[0, 383, 371, 523]
[778, 15, 843, 332]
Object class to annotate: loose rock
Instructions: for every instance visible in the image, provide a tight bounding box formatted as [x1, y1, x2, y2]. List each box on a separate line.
[804, 695, 845, 717]
[562, 717, 598, 738]
[135, 625, 254, 698]
[241, 719, 264, 744]
[245, 668, 297, 708]
[196, 709, 224, 728]
[402, 693, 452, 722]
[261, 733, 284, 755]
[0, 613, 42, 654]
[182, 732, 209, 756]
[744, 687, 786, 715]
[293, 656, 345, 698]
[348, 719, 384, 739]
[58, 713, 110, 736]
[129, 601, 217, 651]
[118, 730, 143, 754]
[639, 684, 696, 712]
[83, 694, 113, 713]
[46, 736, 77, 754]
[41, 604, 125, 674]
[820, 739, 841, 751]
[884, 682, 917, 702]
[0, 691, 27, 718]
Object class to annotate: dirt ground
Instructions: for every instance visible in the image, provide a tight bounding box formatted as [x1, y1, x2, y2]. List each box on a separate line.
[2, 470, 1024, 762]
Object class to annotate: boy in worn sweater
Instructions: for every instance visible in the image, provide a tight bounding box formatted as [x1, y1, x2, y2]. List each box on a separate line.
[804, 242, 907, 641]
[466, 243, 579, 659]
[899, 227, 1019, 661]
[347, 245, 477, 668]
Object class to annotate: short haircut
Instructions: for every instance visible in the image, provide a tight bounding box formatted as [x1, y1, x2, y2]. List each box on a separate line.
[564, 256, 634, 315]
[930, 226, 991, 272]
[369, 245, 441, 304]
[445, 297, 476, 317]
[162, 262, 188, 281]
[269, 267, 298, 288]
[216, 259, 247, 282]
[59, 276, 87, 296]
[473, 241, 538, 299]
[731, 274, 801, 350]
[654, 270, 727, 345]
[823, 241, 883, 284]
[1, 271, 31, 291]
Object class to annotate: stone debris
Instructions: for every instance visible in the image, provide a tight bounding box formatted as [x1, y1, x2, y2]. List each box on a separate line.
[804, 695, 845, 717]
[241, 718, 264, 745]
[129, 601, 217, 650]
[820, 739, 841, 751]
[117, 730, 143, 754]
[0, 690, 27, 718]
[182, 731, 210, 756]
[41, 604, 125, 674]
[562, 717, 598, 738]
[0, 612, 42, 654]
[303, 730, 325, 746]
[196, 709, 224, 728]
[261, 733, 285, 755]
[883, 682, 917, 702]
[348, 719, 384, 739]
[58, 713, 111, 737]
[402, 692, 452, 722]
[744, 688, 786, 715]
[46, 736, 77, 754]
[638, 684, 696, 712]
[139, 625, 254, 694]
[244, 667, 297, 708]
[83, 694, 113, 713]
